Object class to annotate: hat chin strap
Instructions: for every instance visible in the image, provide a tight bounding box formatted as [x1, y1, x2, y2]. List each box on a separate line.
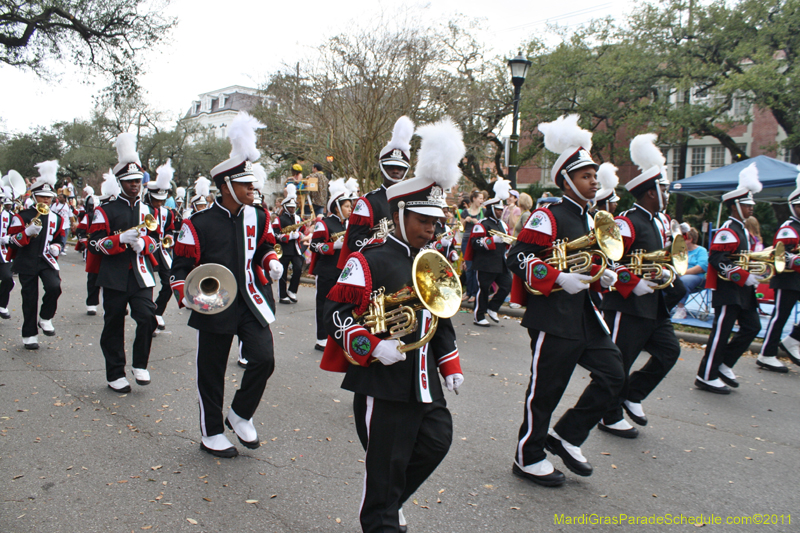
[225, 177, 243, 206]
[380, 164, 408, 184]
[398, 205, 409, 244]
[560, 170, 591, 203]
[735, 199, 745, 221]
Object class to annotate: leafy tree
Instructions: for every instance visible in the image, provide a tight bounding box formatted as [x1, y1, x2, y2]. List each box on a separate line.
[0, 128, 62, 178]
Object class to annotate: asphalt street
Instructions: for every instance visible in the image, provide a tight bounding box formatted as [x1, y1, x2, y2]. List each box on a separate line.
[1, 260, 798, 532]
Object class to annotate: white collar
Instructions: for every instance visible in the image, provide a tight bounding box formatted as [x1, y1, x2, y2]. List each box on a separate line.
[632, 203, 654, 220]
[388, 234, 412, 257]
[563, 195, 588, 214]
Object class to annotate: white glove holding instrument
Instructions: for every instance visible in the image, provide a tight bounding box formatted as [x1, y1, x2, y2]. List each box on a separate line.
[632, 279, 658, 296]
[119, 229, 139, 245]
[556, 272, 593, 294]
[599, 269, 618, 289]
[289, 230, 300, 240]
[445, 373, 464, 392]
[744, 273, 764, 287]
[333, 238, 344, 250]
[441, 237, 452, 248]
[25, 224, 42, 237]
[48, 244, 60, 257]
[492, 234, 505, 244]
[130, 238, 145, 254]
[268, 259, 284, 281]
[372, 339, 405, 366]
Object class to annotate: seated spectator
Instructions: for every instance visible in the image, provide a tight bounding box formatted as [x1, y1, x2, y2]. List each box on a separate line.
[673, 225, 708, 319]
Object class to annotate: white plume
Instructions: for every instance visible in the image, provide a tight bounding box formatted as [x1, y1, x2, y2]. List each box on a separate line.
[227, 112, 264, 162]
[414, 117, 465, 191]
[83, 185, 94, 196]
[176, 187, 186, 201]
[538, 114, 592, 155]
[738, 162, 762, 194]
[101, 169, 120, 199]
[630, 134, 665, 173]
[252, 163, 267, 191]
[2, 186, 13, 200]
[285, 183, 297, 201]
[328, 178, 348, 203]
[493, 178, 512, 201]
[154, 159, 174, 190]
[193, 177, 211, 199]
[381, 116, 415, 156]
[34, 160, 59, 186]
[597, 163, 619, 191]
[114, 133, 142, 166]
[345, 177, 359, 198]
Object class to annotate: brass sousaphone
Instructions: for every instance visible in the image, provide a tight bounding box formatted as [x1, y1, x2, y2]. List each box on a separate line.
[184, 263, 238, 315]
[525, 210, 624, 295]
[349, 249, 462, 363]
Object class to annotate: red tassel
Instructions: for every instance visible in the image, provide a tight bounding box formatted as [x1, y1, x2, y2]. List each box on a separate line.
[348, 212, 372, 227]
[320, 339, 350, 372]
[510, 275, 528, 306]
[706, 266, 718, 290]
[517, 228, 554, 247]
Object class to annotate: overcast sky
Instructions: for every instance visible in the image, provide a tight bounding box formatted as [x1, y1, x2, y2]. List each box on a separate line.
[0, 0, 634, 134]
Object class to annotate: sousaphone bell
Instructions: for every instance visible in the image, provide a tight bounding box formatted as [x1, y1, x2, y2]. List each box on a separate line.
[184, 263, 238, 315]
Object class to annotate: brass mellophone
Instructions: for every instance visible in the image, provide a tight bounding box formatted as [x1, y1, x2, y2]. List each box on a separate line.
[615, 238, 688, 290]
[488, 229, 517, 245]
[27, 203, 50, 227]
[719, 242, 785, 282]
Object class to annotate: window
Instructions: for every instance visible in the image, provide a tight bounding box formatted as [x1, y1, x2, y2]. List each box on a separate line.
[691, 147, 706, 176]
[694, 87, 709, 99]
[219, 94, 227, 108]
[711, 146, 725, 168]
[733, 97, 749, 117]
[783, 148, 793, 162]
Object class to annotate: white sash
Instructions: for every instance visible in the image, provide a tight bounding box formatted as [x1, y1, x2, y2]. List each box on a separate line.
[158, 206, 172, 268]
[0, 211, 9, 262]
[416, 309, 433, 403]
[133, 202, 155, 287]
[42, 212, 60, 270]
[242, 206, 275, 324]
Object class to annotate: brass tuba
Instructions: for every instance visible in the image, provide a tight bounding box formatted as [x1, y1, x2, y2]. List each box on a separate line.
[350, 249, 462, 362]
[525, 210, 624, 295]
[184, 263, 238, 315]
[616, 234, 689, 291]
[720, 241, 785, 282]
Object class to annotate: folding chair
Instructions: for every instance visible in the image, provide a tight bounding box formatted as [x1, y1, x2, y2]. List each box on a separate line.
[685, 288, 712, 321]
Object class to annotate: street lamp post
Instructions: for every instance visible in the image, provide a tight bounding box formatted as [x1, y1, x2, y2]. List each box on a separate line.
[507, 52, 532, 190]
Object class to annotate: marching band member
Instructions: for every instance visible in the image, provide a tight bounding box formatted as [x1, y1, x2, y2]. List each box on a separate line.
[173, 186, 186, 232]
[84, 172, 119, 316]
[171, 112, 283, 458]
[89, 133, 159, 392]
[507, 115, 624, 487]
[597, 134, 681, 438]
[144, 160, 176, 333]
[695, 163, 764, 394]
[0, 170, 25, 319]
[74, 186, 92, 254]
[465, 178, 513, 327]
[273, 186, 307, 304]
[337, 116, 414, 269]
[756, 171, 800, 372]
[186, 179, 209, 219]
[592, 163, 620, 215]
[321, 118, 464, 533]
[309, 178, 352, 351]
[430, 215, 459, 264]
[7, 161, 66, 349]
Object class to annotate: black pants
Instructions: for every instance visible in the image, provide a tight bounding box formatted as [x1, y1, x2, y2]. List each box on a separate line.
[353, 394, 452, 533]
[697, 304, 761, 381]
[86, 272, 100, 306]
[761, 289, 800, 357]
[279, 254, 303, 299]
[0, 260, 15, 308]
[602, 311, 680, 425]
[474, 270, 512, 321]
[100, 271, 156, 381]
[154, 268, 172, 317]
[18, 267, 61, 337]
[315, 275, 337, 342]
[196, 306, 275, 437]
[516, 330, 624, 467]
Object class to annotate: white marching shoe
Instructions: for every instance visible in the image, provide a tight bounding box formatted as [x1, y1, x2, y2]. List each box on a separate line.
[86, 305, 97, 316]
[225, 409, 260, 449]
[38, 318, 55, 336]
[287, 290, 298, 303]
[200, 433, 238, 458]
[155, 315, 166, 330]
[780, 335, 800, 365]
[756, 355, 788, 373]
[398, 507, 408, 532]
[487, 309, 500, 323]
[108, 377, 131, 393]
[132, 368, 151, 385]
[0, 306, 10, 319]
[23, 335, 39, 350]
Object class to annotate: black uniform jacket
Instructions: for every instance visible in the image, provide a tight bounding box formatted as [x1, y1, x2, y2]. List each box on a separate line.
[464, 215, 508, 273]
[273, 211, 305, 256]
[321, 235, 462, 403]
[507, 196, 607, 340]
[89, 195, 159, 291]
[171, 200, 278, 335]
[337, 185, 392, 269]
[429, 220, 459, 263]
[771, 216, 800, 292]
[705, 217, 757, 309]
[8, 209, 66, 273]
[308, 214, 346, 281]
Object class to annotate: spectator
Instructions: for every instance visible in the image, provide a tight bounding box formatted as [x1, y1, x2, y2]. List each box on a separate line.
[502, 190, 522, 236]
[460, 190, 485, 303]
[514, 192, 534, 236]
[672, 225, 708, 319]
[745, 216, 764, 251]
[307, 163, 329, 216]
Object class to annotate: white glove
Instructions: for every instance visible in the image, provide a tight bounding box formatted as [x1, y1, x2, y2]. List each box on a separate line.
[556, 272, 593, 294]
[632, 279, 658, 296]
[119, 229, 139, 245]
[744, 273, 764, 287]
[599, 269, 618, 289]
[441, 237, 452, 248]
[492, 234, 505, 244]
[372, 339, 405, 366]
[445, 373, 464, 392]
[48, 244, 60, 257]
[333, 238, 343, 250]
[25, 224, 42, 237]
[660, 267, 672, 280]
[289, 230, 300, 240]
[130, 238, 145, 254]
[268, 259, 284, 280]
[0, 235, 10, 246]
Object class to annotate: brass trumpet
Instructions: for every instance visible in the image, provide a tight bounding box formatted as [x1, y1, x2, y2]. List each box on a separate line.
[115, 214, 158, 235]
[525, 210, 624, 295]
[273, 243, 283, 259]
[27, 203, 50, 227]
[161, 235, 174, 249]
[488, 230, 517, 245]
[329, 230, 347, 241]
[347, 249, 462, 363]
[280, 217, 315, 234]
[720, 242, 785, 282]
[615, 235, 689, 291]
